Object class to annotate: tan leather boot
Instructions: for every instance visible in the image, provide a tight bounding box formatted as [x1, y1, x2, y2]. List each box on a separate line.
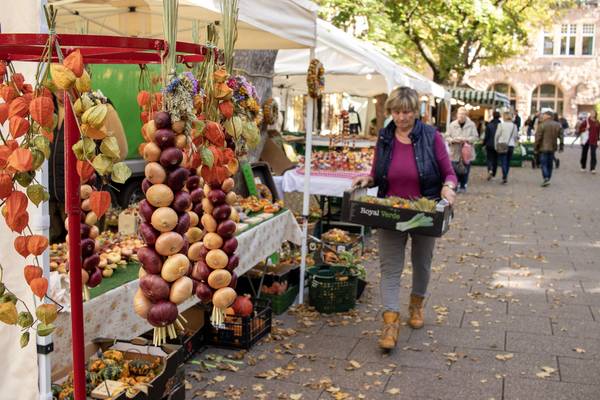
[378, 311, 400, 350]
[408, 294, 425, 329]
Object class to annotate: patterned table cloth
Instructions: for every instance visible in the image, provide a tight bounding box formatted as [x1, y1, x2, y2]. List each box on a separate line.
[52, 210, 302, 376]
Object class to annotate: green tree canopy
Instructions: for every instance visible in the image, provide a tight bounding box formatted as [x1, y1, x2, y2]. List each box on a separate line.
[318, 0, 572, 84]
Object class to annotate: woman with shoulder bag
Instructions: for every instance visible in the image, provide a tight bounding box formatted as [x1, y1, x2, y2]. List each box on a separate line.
[494, 110, 519, 184]
[578, 110, 599, 173]
[445, 107, 478, 193]
[352, 87, 457, 351]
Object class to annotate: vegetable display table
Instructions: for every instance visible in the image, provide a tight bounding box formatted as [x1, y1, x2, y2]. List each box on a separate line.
[279, 168, 377, 198]
[51, 209, 302, 375]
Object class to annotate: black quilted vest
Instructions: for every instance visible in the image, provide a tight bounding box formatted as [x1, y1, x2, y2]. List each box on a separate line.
[373, 119, 442, 200]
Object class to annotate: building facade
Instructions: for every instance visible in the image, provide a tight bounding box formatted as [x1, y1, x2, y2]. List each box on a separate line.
[465, 4, 600, 126]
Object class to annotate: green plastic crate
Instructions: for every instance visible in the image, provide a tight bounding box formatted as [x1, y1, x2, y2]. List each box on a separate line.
[308, 265, 357, 314]
[261, 284, 299, 315]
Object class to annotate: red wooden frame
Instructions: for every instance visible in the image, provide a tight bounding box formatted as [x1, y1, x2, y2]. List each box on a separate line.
[0, 32, 210, 400]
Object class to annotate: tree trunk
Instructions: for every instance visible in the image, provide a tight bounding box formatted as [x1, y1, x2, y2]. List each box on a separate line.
[374, 93, 388, 133]
[233, 50, 278, 162]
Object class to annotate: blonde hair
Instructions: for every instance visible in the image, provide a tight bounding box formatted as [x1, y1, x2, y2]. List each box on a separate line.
[502, 111, 513, 121]
[457, 106, 468, 115]
[385, 86, 419, 114]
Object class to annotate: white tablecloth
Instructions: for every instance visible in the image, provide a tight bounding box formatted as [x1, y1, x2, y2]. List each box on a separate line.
[279, 169, 378, 198]
[52, 210, 302, 375]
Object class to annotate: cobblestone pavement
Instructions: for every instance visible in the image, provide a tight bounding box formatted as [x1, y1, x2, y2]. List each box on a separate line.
[185, 148, 600, 400]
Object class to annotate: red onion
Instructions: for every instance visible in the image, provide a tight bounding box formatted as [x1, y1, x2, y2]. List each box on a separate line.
[87, 266, 103, 288]
[137, 247, 163, 274]
[147, 300, 178, 327]
[195, 282, 213, 304]
[139, 274, 170, 302]
[154, 111, 171, 129]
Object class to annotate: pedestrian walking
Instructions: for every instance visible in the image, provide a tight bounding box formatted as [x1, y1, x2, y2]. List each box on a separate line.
[535, 110, 564, 187]
[352, 87, 457, 351]
[514, 110, 522, 131]
[553, 113, 562, 169]
[483, 111, 501, 180]
[445, 106, 478, 193]
[577, 110, 599, 173]
[495, 111, 519, 184]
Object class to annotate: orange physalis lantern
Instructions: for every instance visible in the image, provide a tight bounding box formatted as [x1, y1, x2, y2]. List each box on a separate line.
[89, 190, 111, 218]
[0, 85, 17, 103]
[24, 265, 43, 285]
[29, 96, 54, 128]
[63, 49, 84, 78]
[0, 103, 8, 125]
[76, 160, 95, 183]
[9, 116, 30, 139]
[29, 277, 48, 299]
[8, 96, 29, 118]
[0, 173, 12, 199]
[137, 90, 151, 107]
[7, 147, 33, 171]
[26, 235, 48, 256]
[14, 235, 31, 258]
[11, 73, 25, 91]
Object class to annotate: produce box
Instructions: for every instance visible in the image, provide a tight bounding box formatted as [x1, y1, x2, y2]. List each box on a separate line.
[260, 284, 299, 315]
[204, 298, 272, 349]
[51, 339, 185, 400]
[321, 228, 364, 257]
[341, 188, 452, 237]
[142, 305, 205, 362]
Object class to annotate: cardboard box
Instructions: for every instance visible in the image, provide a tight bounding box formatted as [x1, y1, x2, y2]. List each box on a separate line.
[260, 137, 297, 175]
[341, 188, 453, 237]
[118, 210, 139, 235]
[142, 305, 206, 362]
[52, 339, 185, 400]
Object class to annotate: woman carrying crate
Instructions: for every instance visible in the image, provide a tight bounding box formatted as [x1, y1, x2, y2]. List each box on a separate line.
[352, 87, 457, 351]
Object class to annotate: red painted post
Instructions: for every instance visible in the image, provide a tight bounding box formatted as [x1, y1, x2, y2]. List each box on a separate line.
[64, 94, 86, 400]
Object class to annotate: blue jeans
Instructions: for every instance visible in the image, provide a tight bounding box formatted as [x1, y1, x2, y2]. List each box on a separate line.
[498, 146, 514, 180]
[540, 152, 554, 180]
[452, 162, 471, 189]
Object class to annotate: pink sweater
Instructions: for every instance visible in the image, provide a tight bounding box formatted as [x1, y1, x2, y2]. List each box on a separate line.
[370, 132, 457, 198]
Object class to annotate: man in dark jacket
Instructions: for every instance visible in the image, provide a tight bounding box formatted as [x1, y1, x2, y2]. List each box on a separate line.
[514, 110, 521, 131]
[483, 111, 501, 180]
[535, 111, 564, 186]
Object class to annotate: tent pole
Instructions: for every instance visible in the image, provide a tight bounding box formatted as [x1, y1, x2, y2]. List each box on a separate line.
[299, 44, 316, 304]
[65, 95, 85, 400]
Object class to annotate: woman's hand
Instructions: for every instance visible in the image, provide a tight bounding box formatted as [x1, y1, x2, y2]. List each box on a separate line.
[441, 186, 456, 206]
[352, 176, 374, 189]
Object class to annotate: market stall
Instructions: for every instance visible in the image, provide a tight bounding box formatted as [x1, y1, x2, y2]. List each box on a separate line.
[273, 19, 448, 135]
[51, 209, 301, 374]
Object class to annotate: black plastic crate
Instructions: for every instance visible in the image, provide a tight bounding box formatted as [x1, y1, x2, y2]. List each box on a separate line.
[341, 188, 452, 237]
[204, 298, 272, 349]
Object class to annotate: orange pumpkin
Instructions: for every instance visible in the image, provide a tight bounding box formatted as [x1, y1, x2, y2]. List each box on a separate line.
[29, 277, 48, 299]
[27, 235, 48, 256]
[29, 96, 54, 128]
[24, 265, 43, 285]
[8, 96, 29, 118]
[63, 49, 84, 77]
[14, 235, 30, 258]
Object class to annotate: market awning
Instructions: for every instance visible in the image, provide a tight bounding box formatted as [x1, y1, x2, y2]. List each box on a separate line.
[450, 88, 510, 107]
[49, 0, 318, 49]
[274, 19, 446, 98]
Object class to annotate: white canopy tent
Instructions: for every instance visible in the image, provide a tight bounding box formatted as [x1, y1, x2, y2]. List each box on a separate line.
[49, 0, 318, 49]
[274, 19, 446, 98]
